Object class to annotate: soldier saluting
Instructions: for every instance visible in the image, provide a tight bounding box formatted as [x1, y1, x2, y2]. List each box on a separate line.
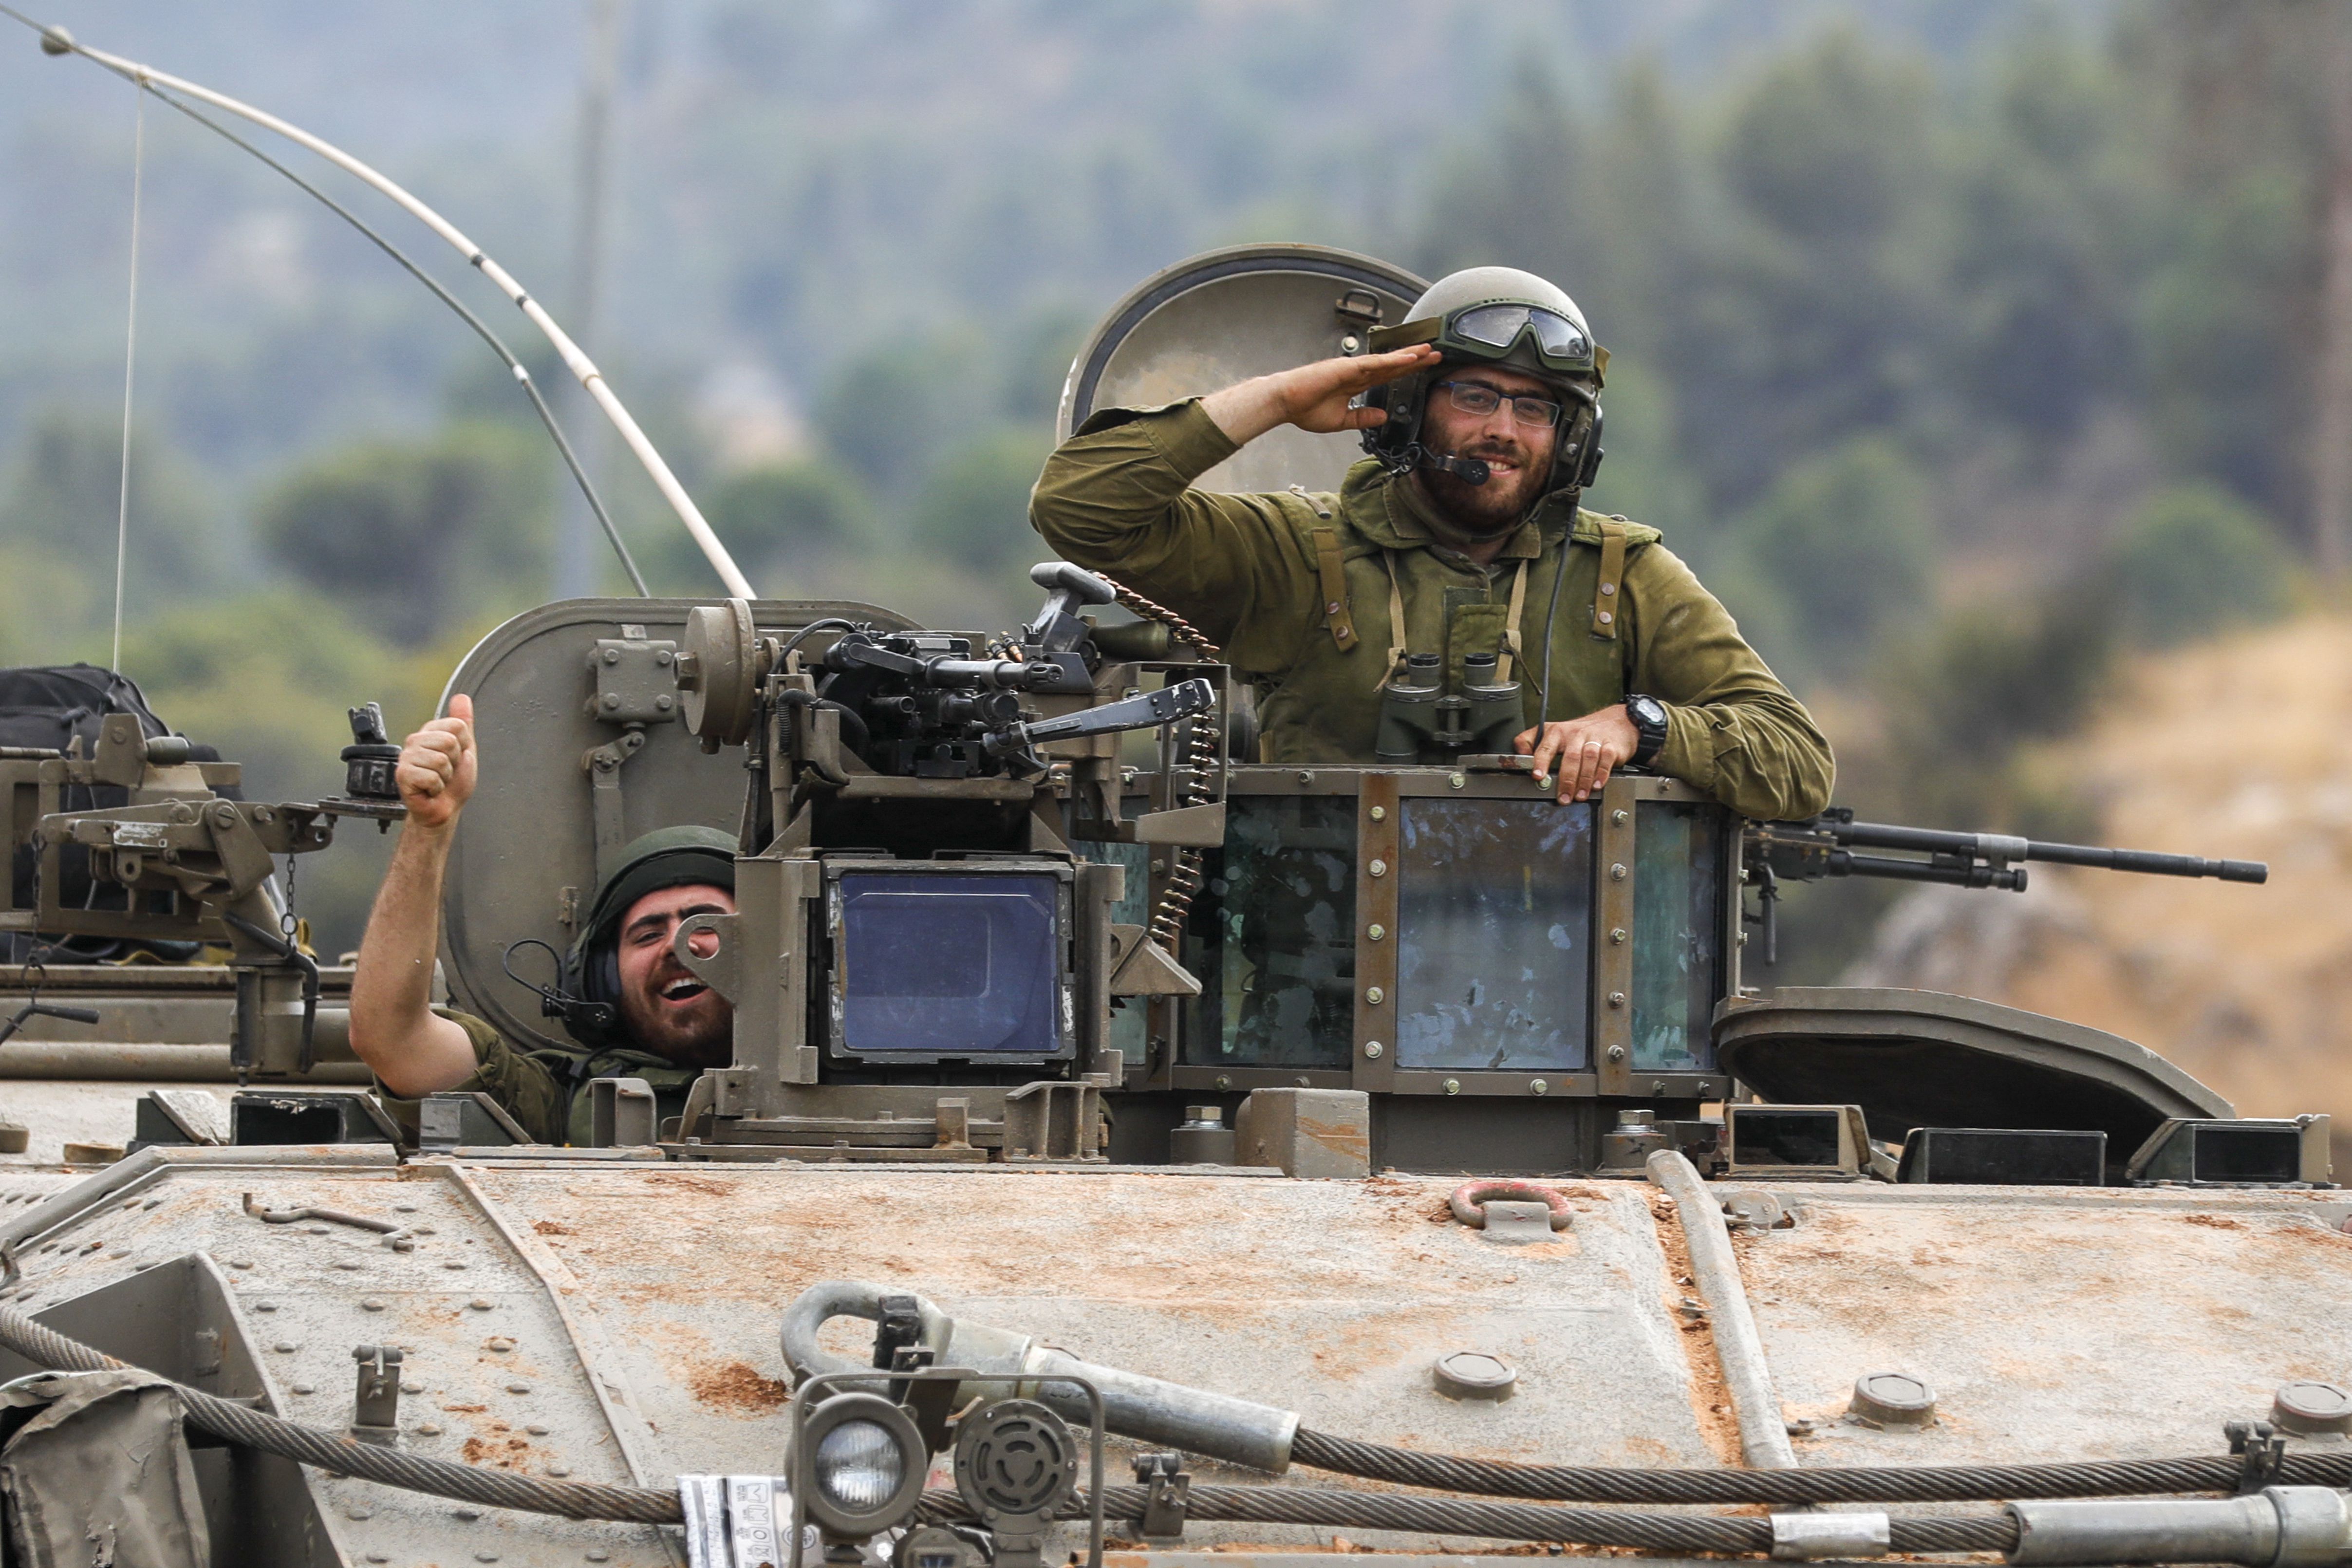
[1030, 266, 1833, 821]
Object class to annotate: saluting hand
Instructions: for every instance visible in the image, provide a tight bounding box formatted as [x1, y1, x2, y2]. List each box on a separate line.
[396, 692, 478, 832]
[1201, 344, 1444, 445]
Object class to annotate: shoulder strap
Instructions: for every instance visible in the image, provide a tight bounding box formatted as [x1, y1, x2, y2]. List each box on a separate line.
[1308, 525, 1358, 652]
[1496, 556, 1531, 685]
[1591, 520, 1628, 641]
[1381, 549, 1409, 678]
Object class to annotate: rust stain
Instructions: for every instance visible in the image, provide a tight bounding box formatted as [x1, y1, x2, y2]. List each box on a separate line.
[644, 1173, 737, 1197]
[1297, 1114, 1370, 1160]
[2182, 1214, 2246, 1231]
[1649, 1195, 1743, 1466]
[530, 1219, 574, 1236]
[691, 1360, 793, 1413]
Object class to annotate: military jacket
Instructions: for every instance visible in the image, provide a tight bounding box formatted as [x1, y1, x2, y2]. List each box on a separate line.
[373, 1007, 704, 1146]
[1029, 399, 1834, 821]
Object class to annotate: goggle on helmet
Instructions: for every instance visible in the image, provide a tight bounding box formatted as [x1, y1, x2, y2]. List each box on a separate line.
[1370, 301, 1609, 386]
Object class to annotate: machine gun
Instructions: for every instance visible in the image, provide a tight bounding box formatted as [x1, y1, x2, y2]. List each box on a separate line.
[683, 561, 1216, 786]
[1740, 807, 2270, 964]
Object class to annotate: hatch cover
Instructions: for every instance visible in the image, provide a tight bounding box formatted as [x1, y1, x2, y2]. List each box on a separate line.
[1058, 243, 1426, 496]
[1714, 987, 2233, 1152]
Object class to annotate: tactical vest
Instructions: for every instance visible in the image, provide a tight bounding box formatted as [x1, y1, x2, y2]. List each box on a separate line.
[1250, 467, 1661, 765]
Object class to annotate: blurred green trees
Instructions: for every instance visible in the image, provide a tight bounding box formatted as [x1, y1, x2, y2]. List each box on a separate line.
[255, 421, 551, 646]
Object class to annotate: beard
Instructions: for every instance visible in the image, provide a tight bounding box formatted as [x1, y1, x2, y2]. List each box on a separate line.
[1418, 433, 1552, 536]
[616, 961, 734, 1068]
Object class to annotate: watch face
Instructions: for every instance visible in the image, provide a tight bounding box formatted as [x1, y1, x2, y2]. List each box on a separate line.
[1631, 695, 1666, 728]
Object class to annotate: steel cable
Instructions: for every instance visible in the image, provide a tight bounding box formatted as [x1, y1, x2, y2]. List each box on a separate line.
[918, 1485, 2020, 1556]
[1292, 1426, 2326, 1506]
[0, 1298, 683, 1523]
[0, 1294, 2267, 1549]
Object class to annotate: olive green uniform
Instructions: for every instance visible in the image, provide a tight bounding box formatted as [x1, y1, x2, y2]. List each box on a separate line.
[373, 1008, 703, 1147]
[1030, 400, 1833, 821]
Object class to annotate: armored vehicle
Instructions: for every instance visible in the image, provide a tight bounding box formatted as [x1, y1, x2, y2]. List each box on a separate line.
[0, 56, 2344, 1564]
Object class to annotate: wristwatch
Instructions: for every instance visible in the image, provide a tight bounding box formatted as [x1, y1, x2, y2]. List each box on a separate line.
[1624, 693, 1668, 768]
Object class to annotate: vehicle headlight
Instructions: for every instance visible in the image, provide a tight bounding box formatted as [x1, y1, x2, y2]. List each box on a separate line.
[816, 1417, 905, 1512]
[799, 1391, 927, 1541]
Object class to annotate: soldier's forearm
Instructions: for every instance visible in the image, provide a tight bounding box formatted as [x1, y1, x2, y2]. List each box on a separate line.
[1199, 375, 1292, 445]
[349, 819, 478, 1095]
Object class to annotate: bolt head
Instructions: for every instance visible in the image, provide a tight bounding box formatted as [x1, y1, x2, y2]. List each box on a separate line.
[1363, 1041, 1384, 1060]
[1849, 1371, 1937, 1429]
[2274, 1381, 2352, 1435]
[1443, 1078, 1461, 1095]
[1432, 1350, 1517, 1401]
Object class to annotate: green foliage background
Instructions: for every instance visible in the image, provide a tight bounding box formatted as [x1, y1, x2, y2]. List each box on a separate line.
[0, 0, 2339, 966]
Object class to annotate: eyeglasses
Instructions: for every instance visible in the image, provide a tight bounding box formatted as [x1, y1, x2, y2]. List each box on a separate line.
[1434, 379, 1563, 429]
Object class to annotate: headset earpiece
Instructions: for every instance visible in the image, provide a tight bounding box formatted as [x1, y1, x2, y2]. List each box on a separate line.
[1572, 402, 1605, 490]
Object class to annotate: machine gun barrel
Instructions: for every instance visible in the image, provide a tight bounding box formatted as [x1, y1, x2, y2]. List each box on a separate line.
[1829, 818, 2268, 885]
[1740, 808, 2265, 966]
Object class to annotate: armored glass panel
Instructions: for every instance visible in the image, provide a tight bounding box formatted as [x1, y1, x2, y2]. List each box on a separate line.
[1077, 838, 1152, 1061]
[1182, 795, 1356, 1069]
[1631, 801, 1723, 1072]
[2191, 1124, 2301, 1183]
[1393, 799, 1592, 1072]
[1734, 1107, 1842, 1166]
[833, 872, 1061, 1055]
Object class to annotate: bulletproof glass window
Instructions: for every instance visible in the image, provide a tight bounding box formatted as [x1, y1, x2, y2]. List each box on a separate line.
[1733, 1107, 1844, 1167]
[830, 870, 1067, 1059]
[2190, 1123, 2302, 1183]
[1183, 796, 1356, 1070]
[1393, 798, 1592, 1073]
[1631, 801, 1725, 1073]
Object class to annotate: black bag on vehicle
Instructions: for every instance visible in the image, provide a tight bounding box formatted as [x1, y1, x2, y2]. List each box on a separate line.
[0, 663, 233, 962]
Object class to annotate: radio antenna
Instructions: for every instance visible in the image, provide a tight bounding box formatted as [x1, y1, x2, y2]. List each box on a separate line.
[9, 9, 757, 599]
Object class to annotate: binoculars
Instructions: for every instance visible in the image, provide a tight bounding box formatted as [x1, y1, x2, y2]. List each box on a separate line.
[1375, 650, 1525, 763]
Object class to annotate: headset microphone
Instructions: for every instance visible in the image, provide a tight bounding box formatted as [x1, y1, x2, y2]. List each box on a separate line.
[1421, 450, 1491, 485]
[502, 939, 617, 1037]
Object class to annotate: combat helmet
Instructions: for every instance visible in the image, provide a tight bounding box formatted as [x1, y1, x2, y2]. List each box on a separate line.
[554, 824, 738, 1048]
[1362, 265, 1608, 501]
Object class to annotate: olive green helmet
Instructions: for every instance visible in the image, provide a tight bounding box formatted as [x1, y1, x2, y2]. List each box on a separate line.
[1362, 265, 1608, 499]
[552, 825, 738, 1049]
